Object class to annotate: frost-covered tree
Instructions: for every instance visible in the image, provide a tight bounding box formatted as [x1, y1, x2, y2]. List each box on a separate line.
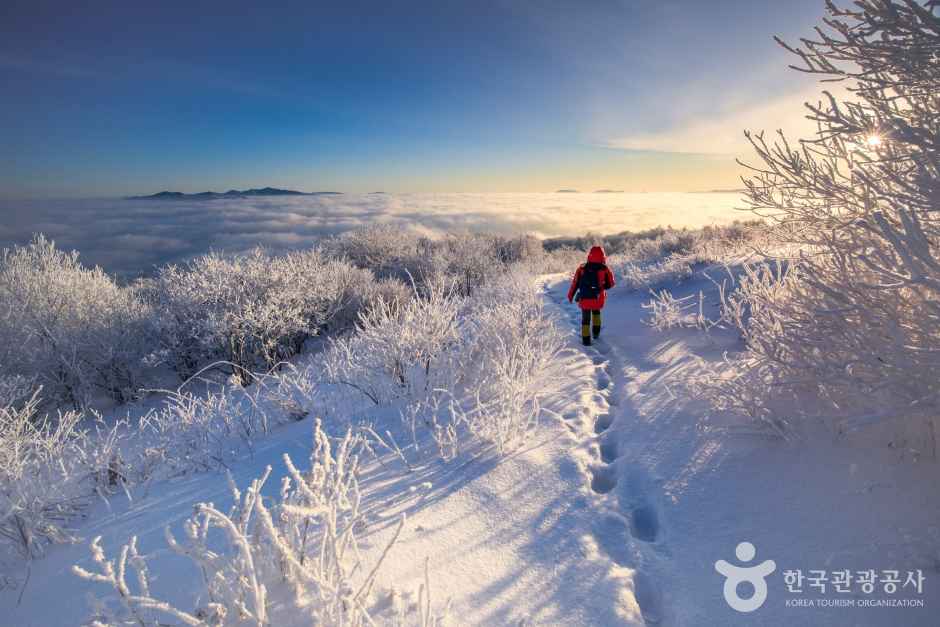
[148, 247, 371, 384]
[730, 0, 940, 436]
[324, 225, 438, 287]
[323, 270, 562, 456]
[0, 236, 150, 408]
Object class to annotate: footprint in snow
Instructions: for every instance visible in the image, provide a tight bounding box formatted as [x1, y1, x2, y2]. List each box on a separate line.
[630, 503, 659, 543]
[599, 436, 619, 463]
[594, 413, 613, 434]
[634, 571, 664, 625]
[590, 464, 618, 494]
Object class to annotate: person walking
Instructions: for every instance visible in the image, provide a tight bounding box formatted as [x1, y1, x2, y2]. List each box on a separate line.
[567, 246, 615, 346]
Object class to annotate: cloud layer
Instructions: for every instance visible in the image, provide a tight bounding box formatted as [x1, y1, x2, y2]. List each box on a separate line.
[0, 192, 744, 278]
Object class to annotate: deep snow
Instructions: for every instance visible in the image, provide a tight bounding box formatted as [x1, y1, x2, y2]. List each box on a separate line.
[4, 268, 939, 626]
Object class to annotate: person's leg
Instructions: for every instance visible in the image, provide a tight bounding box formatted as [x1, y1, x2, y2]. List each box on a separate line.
[592, 309, 602, 338]
[581, 309, 592, 346]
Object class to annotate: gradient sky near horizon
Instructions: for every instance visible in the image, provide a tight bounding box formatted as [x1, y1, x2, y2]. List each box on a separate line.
[1, 0, 829, 198]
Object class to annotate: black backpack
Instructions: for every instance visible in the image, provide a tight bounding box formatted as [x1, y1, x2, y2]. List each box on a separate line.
[578, 262, 605, 300]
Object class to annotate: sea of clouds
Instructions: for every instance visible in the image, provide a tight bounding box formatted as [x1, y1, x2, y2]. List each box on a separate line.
[0, 192, 744, 278]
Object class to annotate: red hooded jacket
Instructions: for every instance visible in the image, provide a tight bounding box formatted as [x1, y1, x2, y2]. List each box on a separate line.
[567, 246, 615, 310]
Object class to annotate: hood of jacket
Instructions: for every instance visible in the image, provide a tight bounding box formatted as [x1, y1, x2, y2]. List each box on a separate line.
[587, 245, 606, 264]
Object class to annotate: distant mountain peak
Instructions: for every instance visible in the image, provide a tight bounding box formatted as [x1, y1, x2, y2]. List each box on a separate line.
[128, 187, 342, 200]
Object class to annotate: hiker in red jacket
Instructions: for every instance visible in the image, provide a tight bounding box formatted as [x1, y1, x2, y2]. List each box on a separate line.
[567, 246, 616, 346]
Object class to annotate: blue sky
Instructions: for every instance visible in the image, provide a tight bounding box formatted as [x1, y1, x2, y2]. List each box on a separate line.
[1, 0, 827, 197]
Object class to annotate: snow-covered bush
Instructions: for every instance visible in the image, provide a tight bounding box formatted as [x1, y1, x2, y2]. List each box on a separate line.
[324, 272, 413, 337]
[325, 270, 562, 456]
[0, 392, 87, 560]
[138, 361, 323, 476]
[456, 273, 564, 453]
[74, 420, 448, 626]
[323, 282, 462, 406]
[493, 234, 544, 265]
[0, 389, 139, 565]
[0, 236, 151, 408]
[325, 225, 439, 288]
[326, 227, 535, 296]
[524, 246, 584, 275]
[439, 233, 498, 296]
[642, 289, 711, 333]
[0, 374, 36, 411]
[148, 249, 305, 382]
[148, 247, 370, 384]
[608, 255, 695, 292]
[140, 387, 267, 474]
[711, 260, 792, 341]
[0, 364, 323, 570]
[707, 1, 940, 439]
[543, 221, 764, 262]
[599, 222, 767, 293]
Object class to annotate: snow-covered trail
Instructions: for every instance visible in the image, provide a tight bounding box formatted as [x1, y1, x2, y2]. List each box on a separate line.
[543, 270, 940, 627]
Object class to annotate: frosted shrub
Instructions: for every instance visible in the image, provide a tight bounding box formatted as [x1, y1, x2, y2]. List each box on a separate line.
[0, 236, 150, 408]
[0, 365, 318, 533]
[602, 223, 771, 293]
[493, 234, 544, 265]
[325, 272, 412, 337]
[324, 270, 562, 456]
[258, 362, 320, 423]
[457, 274, 564, 452]
[440, 233, 500, 296]
[712, 260, 792, 341]
[711, 1, 940, 438]
[0, 392, 87, 560]
[282, 248, 390, 336]
[525, 246, 584, 275]
[543, 222, 764, 260]
[643, 289, 711, 332]
[608, 255, 695, 291]
[0, 389, 136, 565]
[0, 374, 35, 410]
[150, 249, 306, 382]
[140, 373, 303, 475]
[323, 282, 462, 406]
[75, 420, 447, 626]
[631, 229, 699, 260]
[149, 247, 365, 383]
[325, 225, 437, 287]
[327, 226, 523, 296]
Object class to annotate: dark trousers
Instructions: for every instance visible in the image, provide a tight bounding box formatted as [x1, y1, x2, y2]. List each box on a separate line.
[581, 309, 601, 345]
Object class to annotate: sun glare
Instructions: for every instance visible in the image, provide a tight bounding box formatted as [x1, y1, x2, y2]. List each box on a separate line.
[866, 134, 883, 147]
